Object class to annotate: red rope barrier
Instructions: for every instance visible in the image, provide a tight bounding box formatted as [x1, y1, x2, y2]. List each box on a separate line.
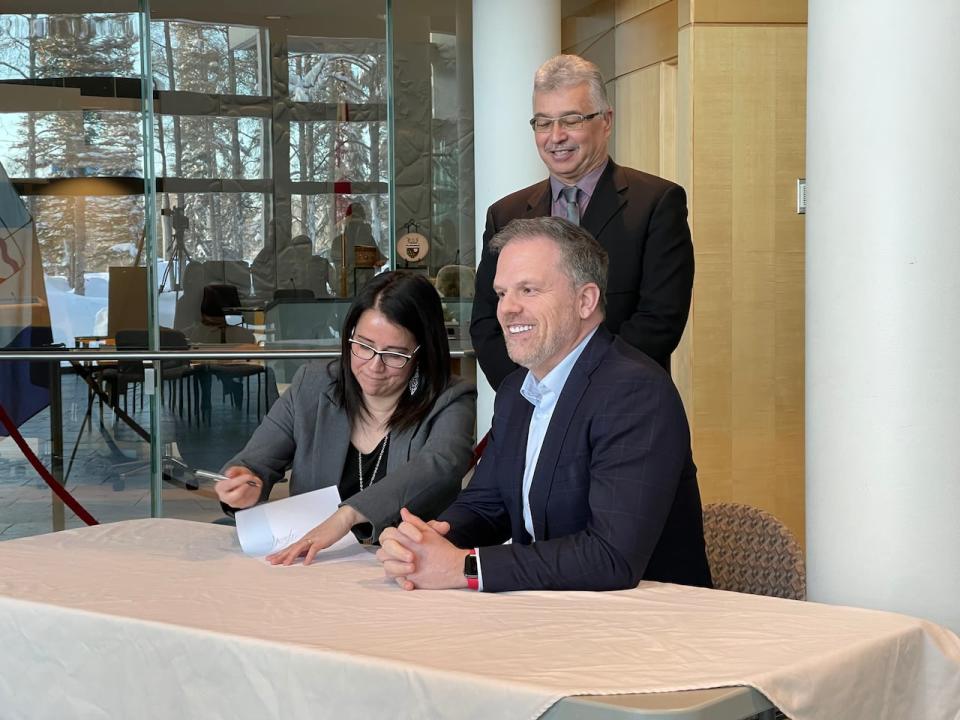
[0, 404, 98, 526]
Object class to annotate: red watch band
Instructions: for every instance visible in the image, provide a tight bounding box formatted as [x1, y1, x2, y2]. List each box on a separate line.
[466, 549, 479, 590]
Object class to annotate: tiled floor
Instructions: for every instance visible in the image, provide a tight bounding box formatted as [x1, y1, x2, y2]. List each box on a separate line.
[1, 370, 287, 541]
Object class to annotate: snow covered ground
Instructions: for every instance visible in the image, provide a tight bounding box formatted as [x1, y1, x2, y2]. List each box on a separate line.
[45, 266, 177, 346]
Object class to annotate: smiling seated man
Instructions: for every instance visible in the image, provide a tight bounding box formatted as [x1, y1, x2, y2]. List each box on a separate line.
[376, 217, 712, 592]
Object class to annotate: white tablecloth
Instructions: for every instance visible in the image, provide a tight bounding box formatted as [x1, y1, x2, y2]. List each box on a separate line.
[1, 519, 958, 720]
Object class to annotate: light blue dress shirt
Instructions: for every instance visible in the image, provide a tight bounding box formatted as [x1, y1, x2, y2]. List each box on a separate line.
[518, 327, 598, 539]
[475, 328, 597, 590]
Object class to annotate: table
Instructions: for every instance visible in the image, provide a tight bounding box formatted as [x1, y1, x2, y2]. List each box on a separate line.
[542, 687, 773, 719]
[1, 519, 959, 720]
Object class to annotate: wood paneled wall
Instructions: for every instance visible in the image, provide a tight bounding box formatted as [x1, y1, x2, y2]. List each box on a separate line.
[680, 22, 807, 544]
[564, 0, 807, 544]
[613, 62, 676, 180]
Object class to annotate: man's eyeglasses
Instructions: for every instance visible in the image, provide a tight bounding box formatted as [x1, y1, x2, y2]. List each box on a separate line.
[529, 111, 603, 133]
[348, 339, 419, 369]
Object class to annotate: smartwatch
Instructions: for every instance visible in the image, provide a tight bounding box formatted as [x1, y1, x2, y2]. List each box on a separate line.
[463, 549, 479, 590]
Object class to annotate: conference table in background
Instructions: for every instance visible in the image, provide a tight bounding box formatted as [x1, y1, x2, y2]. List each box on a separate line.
[1, 519, 959, 720]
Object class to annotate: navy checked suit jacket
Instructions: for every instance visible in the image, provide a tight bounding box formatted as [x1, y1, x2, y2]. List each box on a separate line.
[440, 327, 712, 592]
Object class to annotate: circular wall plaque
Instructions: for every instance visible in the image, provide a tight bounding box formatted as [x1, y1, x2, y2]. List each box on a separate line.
[397, 232, 430, 264]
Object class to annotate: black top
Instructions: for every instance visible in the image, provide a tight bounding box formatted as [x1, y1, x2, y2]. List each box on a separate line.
[339, 436, 390, 541]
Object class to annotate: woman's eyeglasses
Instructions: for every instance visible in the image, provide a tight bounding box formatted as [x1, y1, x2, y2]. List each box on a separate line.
[348, 339, 419, 369]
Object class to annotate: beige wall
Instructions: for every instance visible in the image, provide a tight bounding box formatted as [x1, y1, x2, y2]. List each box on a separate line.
[563, 0, 807, 543]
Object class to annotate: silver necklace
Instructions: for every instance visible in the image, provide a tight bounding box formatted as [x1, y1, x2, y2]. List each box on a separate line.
[358, 433, 389, 491]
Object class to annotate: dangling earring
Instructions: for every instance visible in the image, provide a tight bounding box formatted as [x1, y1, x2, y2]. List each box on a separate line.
[408, 366, 421, 395]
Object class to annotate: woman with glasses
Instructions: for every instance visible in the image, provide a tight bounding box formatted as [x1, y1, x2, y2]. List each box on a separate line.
[216, 271, 476, 564]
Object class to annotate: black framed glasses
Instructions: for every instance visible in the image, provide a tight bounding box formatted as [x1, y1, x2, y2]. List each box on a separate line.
[348, 339, 419, 369]
[529, 111, 603, 133]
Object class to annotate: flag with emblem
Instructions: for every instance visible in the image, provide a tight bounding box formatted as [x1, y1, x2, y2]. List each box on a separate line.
[0, 160, 54, 435]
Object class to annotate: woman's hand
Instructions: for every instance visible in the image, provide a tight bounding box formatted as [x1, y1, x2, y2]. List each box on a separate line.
[215, 466, 263, 509]
[267, 505, 366, 566]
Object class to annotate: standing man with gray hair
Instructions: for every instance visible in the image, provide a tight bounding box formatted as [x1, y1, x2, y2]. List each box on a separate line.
[471, 54, 694, 389]
[376, 217, 711, 592]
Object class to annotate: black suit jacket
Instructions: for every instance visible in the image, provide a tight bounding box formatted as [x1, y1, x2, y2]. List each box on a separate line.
[470, 159, 694, 389]
[440, 327, 712, 592]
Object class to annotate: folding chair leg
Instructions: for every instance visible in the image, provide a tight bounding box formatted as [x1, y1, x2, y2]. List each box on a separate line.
[194, 376, 201, 425]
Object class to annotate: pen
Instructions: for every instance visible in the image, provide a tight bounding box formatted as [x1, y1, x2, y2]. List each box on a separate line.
[194, 469, 259, 487]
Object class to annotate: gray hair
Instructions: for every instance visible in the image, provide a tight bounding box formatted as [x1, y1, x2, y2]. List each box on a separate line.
[489, 217, 608, 312]
[533, 54, 610, 113]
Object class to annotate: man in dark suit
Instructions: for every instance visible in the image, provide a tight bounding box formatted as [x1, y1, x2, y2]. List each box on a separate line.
[471, 54, 693, 389]
[376, 217, 711, 592]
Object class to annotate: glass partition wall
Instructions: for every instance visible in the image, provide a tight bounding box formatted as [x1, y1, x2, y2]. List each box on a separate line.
[0, 1, 474, 540]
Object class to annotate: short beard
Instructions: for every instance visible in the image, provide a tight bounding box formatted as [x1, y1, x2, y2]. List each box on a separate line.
[504, 331, 566, 375]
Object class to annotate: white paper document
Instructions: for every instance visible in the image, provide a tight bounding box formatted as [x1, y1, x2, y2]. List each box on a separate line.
[235, 486, 365, 562]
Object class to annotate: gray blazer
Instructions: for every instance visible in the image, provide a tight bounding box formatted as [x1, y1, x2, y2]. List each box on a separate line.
[224, 360, 476, 539]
